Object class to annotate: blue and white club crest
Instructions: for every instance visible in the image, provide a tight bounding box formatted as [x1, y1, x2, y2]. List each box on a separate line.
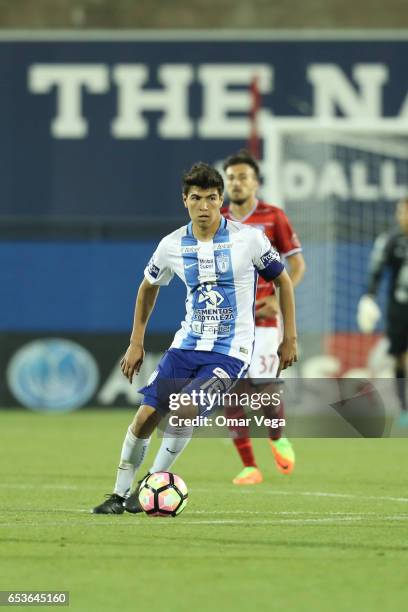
[216, 253, 230, 273]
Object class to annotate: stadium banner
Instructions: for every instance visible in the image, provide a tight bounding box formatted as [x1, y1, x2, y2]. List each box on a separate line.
[0, 34, 407, 224]
[0, 332, 171, 412]
[0, 330, 397, 437]
[1, 34, 408, 379]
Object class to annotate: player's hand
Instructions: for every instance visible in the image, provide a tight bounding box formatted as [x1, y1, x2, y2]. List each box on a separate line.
[357, 294, 381, 333]
[120, 343, 145, 383]
[256, 295, 280, 319]
[277, 337, 298, 377]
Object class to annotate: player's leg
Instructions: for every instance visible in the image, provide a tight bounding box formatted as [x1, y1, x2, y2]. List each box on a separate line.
[139, 349, 199, 475]
[387, 312, 408, 426]
[227, 327, 282, 485]
[395, 353, 408, 426]
[224, 378, 262, 485]
[124, 404, 196, 514]
[261, 382, 295, 475]
[251, 326, 295, 475]
[395, 354, 406, 405]
[149, 422, 194, 473]
[92, 349, 192, 515]
[124, 348, 202, 513]
[143, 351, 248, 478]
[92, 405, 160, 514]
[233, 327, 295, 485]
[112, 406, 160, 496]
[125, 351, 248, 513]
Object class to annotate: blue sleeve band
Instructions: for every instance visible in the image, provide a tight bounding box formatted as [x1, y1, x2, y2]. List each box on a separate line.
[258, 260, 284, 281]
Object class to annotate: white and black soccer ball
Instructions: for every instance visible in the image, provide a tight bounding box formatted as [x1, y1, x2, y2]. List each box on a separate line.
[138, 471, 188, 517]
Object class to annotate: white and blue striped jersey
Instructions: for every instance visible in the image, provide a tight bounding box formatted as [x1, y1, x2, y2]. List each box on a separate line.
[144, 218, 284, 365]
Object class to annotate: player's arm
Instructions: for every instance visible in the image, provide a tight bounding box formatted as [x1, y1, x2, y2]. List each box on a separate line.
[286, 252, 306, 288]
[273, 269, 297, 376]
[275, 211, 305, 289]
[253, 230, 297, 373]
[357, 233, 389, 333]
[256, 210, 305, 318]
[121, 237, 174, 383]
[256, 253, 305, 319]
[121, 278, 160, 383]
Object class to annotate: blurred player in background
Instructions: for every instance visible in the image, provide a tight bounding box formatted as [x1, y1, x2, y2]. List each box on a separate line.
[92, 162, 298, 514]
[222, 150, 306, 484]
[357, 197, 408, 427]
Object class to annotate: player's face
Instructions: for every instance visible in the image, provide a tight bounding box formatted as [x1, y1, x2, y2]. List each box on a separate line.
[225, 163, 259, 205]
[396, 200, 408, 233]
[183, 187, 223, 229]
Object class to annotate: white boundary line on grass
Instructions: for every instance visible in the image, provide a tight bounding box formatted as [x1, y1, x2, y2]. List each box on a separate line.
[193, 488, 408, 503]
[0, 484, 78, 490]
[0, 515, 407, 528]
[2, 483, 408, 503]
[21, 509, 408, 516]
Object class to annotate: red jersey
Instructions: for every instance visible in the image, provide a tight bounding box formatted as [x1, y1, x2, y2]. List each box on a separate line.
[221, 200, 302, 328]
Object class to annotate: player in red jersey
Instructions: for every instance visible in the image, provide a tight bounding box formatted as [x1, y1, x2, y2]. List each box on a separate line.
[222, 150, 306, 485]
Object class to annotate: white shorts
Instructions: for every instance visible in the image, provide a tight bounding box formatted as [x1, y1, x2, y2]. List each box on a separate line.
[248, 325, 282, 379]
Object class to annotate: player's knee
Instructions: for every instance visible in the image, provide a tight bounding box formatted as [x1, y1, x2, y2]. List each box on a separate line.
[175, 402, 199, 421]
[130, 405, 160, 437]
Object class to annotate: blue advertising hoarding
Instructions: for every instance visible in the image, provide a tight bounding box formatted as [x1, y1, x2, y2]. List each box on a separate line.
[0, 32, 407, 221]
[0, 32, 408, 410]
[0, 33, 406, 398]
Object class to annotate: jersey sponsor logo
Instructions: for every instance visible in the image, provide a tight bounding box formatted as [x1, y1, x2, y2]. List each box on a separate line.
[214, 242, 232, 250]
[261, 249, 281, 267]
[198, 257, 217, 282]
[215, 253, 230, 273]
[181, 246, 200, 254]
[147, 259, 160, 279]
[196, 284, 226, 310]
[191, 284, 234, 338]
[199, 257, 214, 270]
[184, 262, 198, 269]
[192, 321, 232, 336]
[213, 367, 230, 379]
[200, 373, 232, 395]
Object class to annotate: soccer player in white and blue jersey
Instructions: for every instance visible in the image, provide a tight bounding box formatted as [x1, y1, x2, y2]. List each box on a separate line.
[93, 163, 297, 514]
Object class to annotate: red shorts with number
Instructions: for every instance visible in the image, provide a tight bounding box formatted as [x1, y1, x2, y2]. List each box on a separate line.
[248, 325, 282, 379]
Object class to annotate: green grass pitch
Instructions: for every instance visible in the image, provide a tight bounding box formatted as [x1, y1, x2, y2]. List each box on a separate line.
[1, 410, 407, 612]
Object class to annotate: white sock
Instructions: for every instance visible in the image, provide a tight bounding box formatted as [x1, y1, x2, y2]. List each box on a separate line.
[150, 424, 193, 473]
[113, 427, 151, 497]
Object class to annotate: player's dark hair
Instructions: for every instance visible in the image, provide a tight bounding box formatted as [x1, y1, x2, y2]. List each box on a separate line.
[223, 149, 261, 180]
[182, 162, 224, 196]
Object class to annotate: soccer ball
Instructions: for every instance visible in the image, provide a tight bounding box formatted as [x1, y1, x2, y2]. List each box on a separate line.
[138, 471, 188, 517]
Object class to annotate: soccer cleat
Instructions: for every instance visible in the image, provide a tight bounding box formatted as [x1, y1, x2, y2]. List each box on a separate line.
[92, 493, 125, 514]
[232, 466, 263, 485]
[269, 437, 295, 475]
[123, 490, 143, 514]
[124, 472, 150, 514]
